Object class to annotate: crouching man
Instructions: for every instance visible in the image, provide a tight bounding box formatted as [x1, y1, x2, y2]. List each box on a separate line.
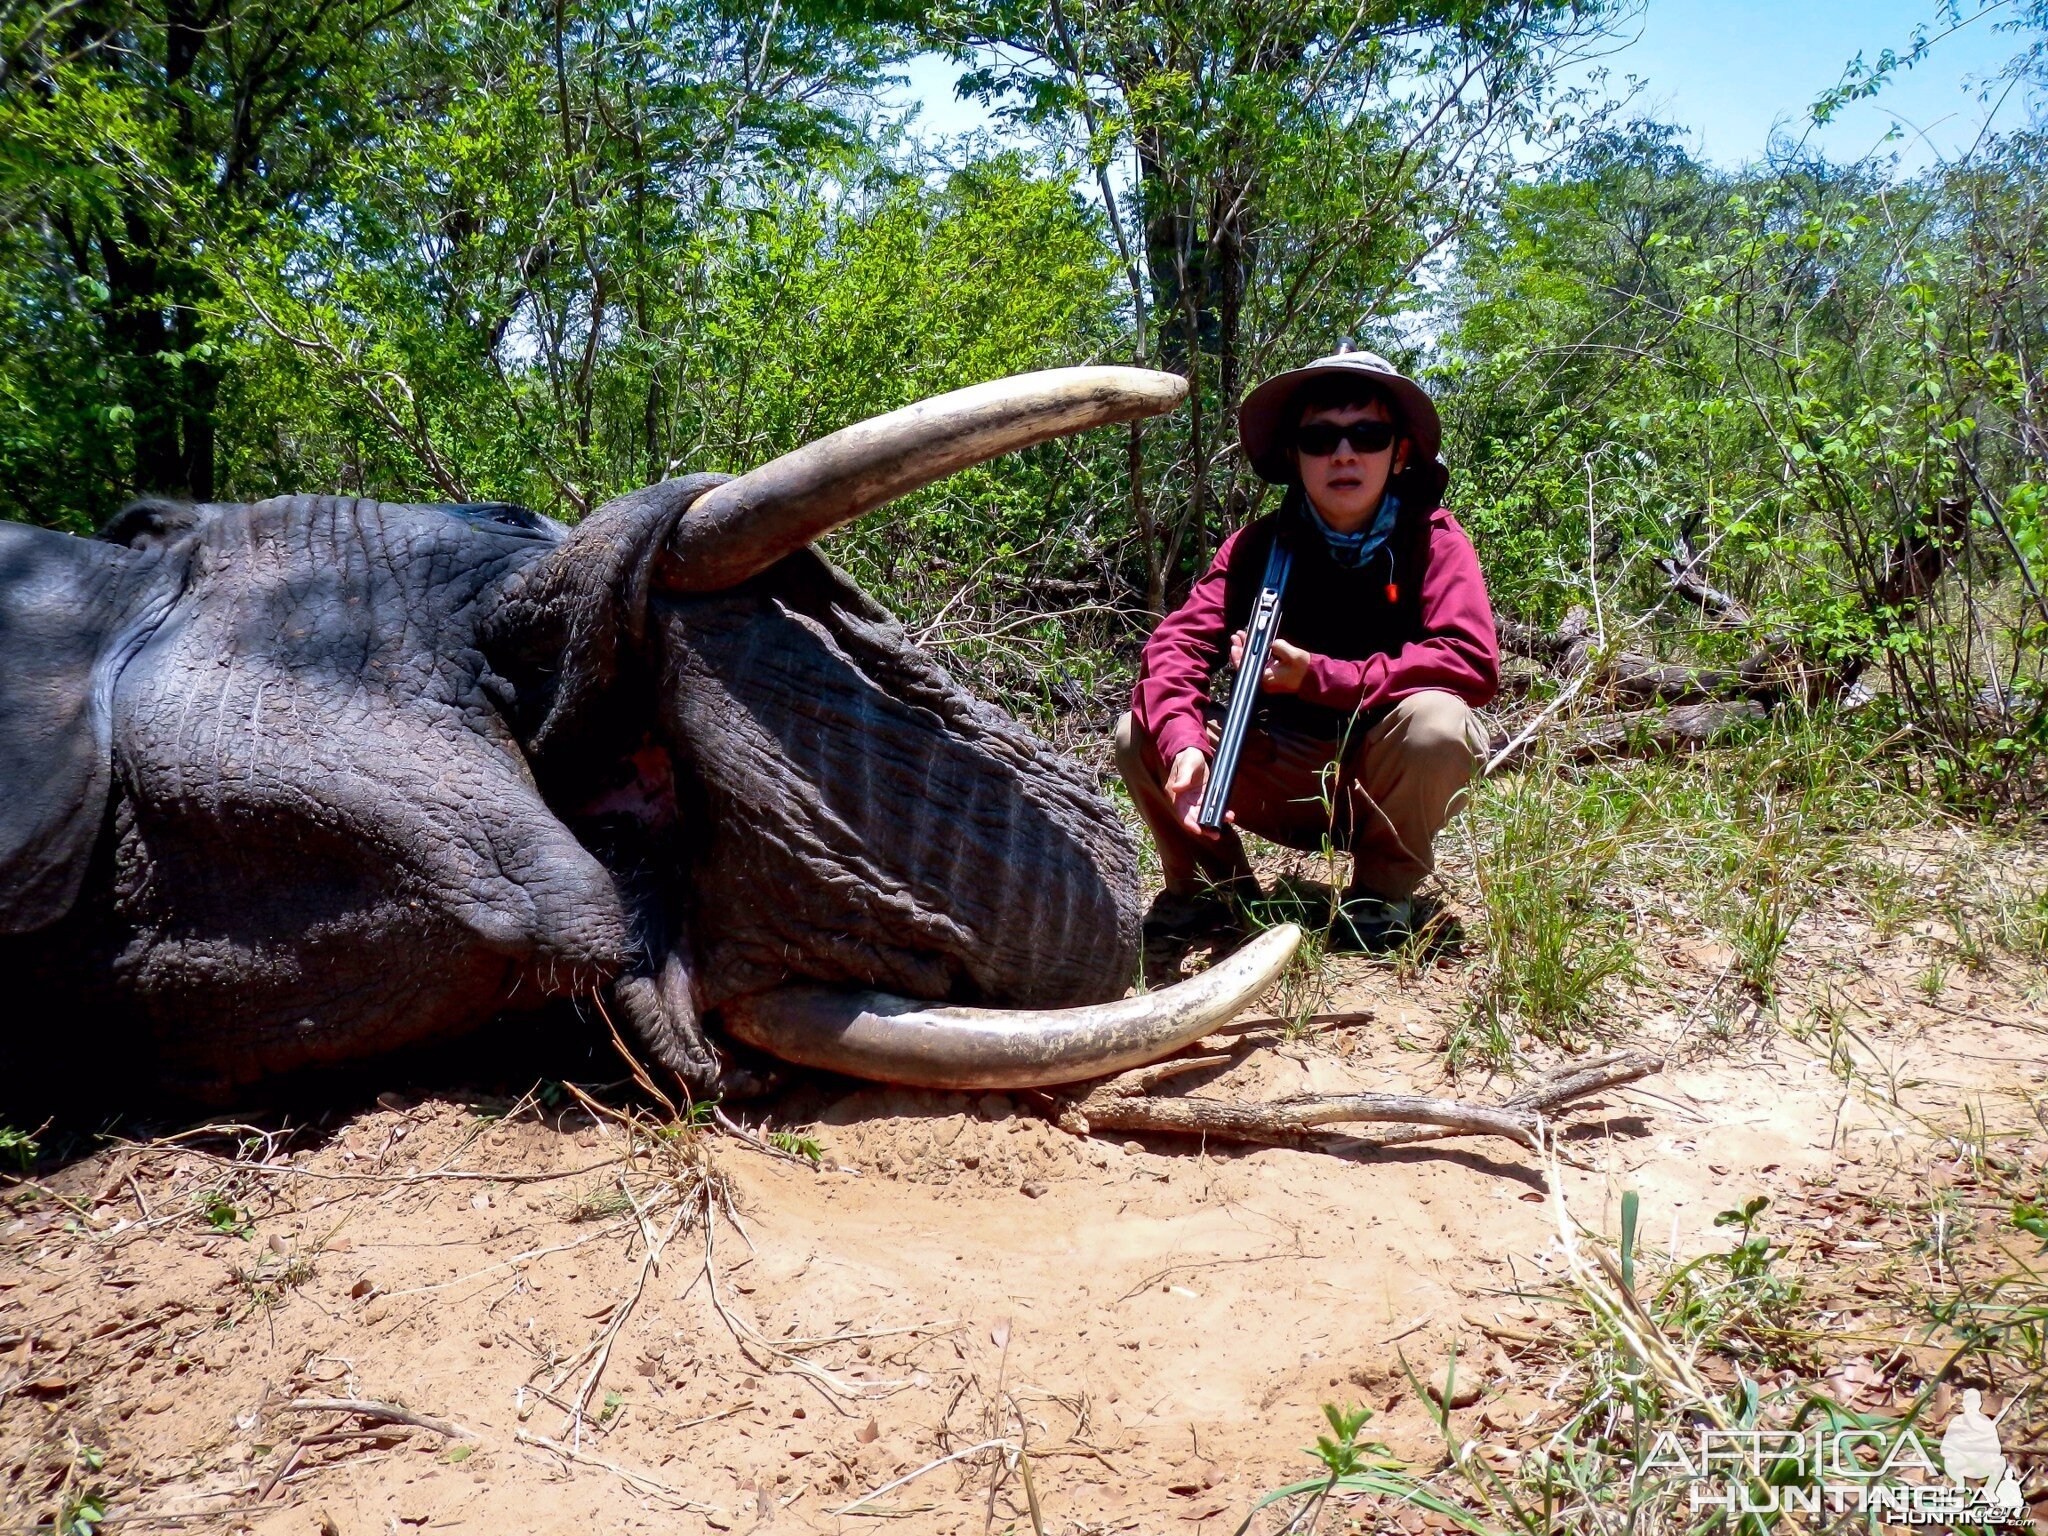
[1115, 345, 1500, 951]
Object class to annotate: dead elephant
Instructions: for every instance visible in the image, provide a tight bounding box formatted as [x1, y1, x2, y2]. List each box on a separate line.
[0, 369, 1298, 1104]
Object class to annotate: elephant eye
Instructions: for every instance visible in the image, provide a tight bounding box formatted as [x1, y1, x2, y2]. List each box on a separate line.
[445, 501, 548, 536]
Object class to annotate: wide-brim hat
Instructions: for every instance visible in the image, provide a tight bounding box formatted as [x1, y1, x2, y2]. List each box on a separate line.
[1238, 343, 1442, 484]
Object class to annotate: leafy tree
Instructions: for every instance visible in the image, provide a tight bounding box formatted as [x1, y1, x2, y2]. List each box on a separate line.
[0, 0, 423, 517]
[926, 0, 1622, 607]
[0, 0, 911, 524]
[1433, 110, 2048, 803]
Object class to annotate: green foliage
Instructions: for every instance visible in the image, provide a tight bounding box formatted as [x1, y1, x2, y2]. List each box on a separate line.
[1232, 1399, 1486, 1536]
[200, 1192, 254, 1238]
[2013, 1200, 2048, 1253]
[1438, 119, 2048, 807]
[939, 0, 1621, 608]
[0, 0, 910, 522]
[0, 1124, 39, 1172]
[1642, 1195, 1806, 1370]
[1460, 768, 1641, 1061]
[58, 1480, 107, 1536]
[2, 0, 2045, 805]
[1619, 1189, 1639, 1294]
[1307, 1401, 1379, 1480]
[678, 1098, 720, 1131]
[768, 1129, 825, 1165]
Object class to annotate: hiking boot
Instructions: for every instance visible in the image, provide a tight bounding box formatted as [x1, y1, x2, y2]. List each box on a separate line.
[1141, 884, 1257, 943]
[1325, 894, 1418, 954]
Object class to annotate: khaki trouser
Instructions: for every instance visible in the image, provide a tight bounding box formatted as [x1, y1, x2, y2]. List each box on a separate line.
[1114, 691, 1488, 900]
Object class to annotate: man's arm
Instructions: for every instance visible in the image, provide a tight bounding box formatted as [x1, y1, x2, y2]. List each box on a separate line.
[1131, 527, 1245, 764]
[1291, 509, 1500, 713]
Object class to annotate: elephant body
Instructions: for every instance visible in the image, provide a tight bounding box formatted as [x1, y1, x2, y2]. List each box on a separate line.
[2, 484, 1140, 1101]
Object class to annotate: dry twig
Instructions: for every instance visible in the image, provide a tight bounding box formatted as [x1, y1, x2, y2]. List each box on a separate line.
[514, 1429, 709, 1510]
[281, 1397, 468, 1439]
[1054, 1051, 1663, 1153]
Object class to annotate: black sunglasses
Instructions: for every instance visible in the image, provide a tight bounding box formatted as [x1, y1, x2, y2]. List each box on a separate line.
[1295, 419, 1397, 457]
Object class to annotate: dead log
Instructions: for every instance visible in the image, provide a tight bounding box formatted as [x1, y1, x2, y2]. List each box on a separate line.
[1503, 496, 1970, 720]
[1500, 603, 1794, 708]
[1361, 1050, 1661, 1148]
[1872, 494, 1970, 610]
[1487, 700, 1765, 772]
[1501, 612, 1840, 712]
[1497, 606, 1590, 667]
[1657, 537, 1752, 626]
[1052, 1051, 1663, 1154]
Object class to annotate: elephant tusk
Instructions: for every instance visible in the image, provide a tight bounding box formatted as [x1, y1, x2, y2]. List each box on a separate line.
[651, 367, 1186, 592]
[718, 924, 1301, 1091]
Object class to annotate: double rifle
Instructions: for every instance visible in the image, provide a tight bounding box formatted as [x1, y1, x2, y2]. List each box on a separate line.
[1195, 534, 1293, 833]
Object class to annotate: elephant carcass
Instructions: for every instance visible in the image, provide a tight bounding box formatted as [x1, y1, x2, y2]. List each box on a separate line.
[0, 369, 1299, 1102]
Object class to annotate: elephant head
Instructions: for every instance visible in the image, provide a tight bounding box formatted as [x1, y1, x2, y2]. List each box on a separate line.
[0, 369, 1297, 1104]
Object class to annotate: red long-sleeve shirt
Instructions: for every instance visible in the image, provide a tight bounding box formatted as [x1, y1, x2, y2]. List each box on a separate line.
[1132, 483, 1500, 763]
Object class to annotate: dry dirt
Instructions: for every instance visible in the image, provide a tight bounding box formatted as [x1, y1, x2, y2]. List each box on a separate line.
[5, 833, 2045, 1534]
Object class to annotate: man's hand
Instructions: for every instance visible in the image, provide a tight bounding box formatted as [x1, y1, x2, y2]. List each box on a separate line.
[1164, 746, 1226, 839]
[1230, 631, 1311, 695]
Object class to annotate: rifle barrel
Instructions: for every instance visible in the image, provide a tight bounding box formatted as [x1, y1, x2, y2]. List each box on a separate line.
[1195, 539, 1291, 833]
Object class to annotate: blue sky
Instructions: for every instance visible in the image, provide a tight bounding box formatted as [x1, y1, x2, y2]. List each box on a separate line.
[883, 0, 2036, 172]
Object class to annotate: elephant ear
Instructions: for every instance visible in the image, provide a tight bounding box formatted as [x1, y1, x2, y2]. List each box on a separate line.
[0, 522, 173, 932]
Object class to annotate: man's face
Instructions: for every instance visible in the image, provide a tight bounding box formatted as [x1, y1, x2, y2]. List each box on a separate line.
[1293, 397, 1407, 534]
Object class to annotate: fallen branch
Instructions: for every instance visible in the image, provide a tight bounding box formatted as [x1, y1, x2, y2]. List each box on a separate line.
[514, 1429, 708, 1510]
[1053, 1052, 1662, 1153]
[1488, 700, 1765, 772]
[1061, 1087, 1542, 1148]
[1357, 1050, 1663, 1148]
[256, 1397, 468, 1502]
[255, 1426, 408, 1502]
[1657, 548, 1752, 626]
[836, 1438, 1017, 1516]
[1499, 495, 1972, 723]
[282, 1397, 467, 1439]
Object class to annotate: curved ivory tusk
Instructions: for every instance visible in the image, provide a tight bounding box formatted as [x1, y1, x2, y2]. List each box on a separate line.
[719, 924, 1302, 1090]
[656, 367, 1186, 592]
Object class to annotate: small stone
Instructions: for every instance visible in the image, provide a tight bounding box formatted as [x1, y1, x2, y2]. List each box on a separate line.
[142, 1394, 174, 1415]
[1427, 1369, 1483, 1410]
[1481, 1391, 1548, 1432]
[1021, 1180, 1048, 1199]
[1121, 1140, 1145, 1155]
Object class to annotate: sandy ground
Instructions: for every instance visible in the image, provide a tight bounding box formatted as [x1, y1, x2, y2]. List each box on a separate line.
[5, 834, 2046, 1534]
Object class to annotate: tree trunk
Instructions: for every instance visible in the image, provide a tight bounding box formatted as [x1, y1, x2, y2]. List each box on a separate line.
[1131, 421, 1162, 616]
